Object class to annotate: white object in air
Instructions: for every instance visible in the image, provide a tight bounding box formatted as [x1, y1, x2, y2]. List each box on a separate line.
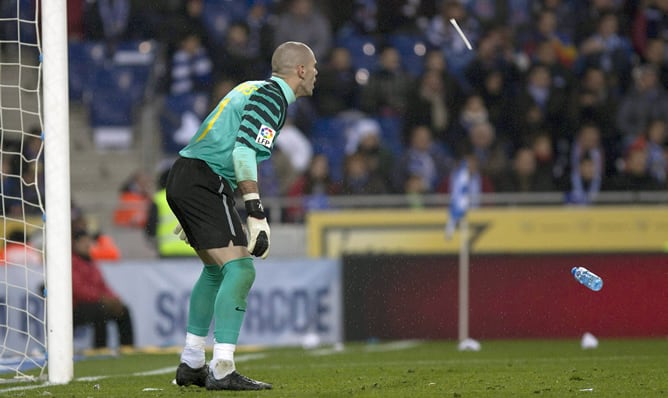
[449, 18, 473, 50]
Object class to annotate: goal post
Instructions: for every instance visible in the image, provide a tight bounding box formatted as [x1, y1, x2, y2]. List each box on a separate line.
[41, 0, 73, 384]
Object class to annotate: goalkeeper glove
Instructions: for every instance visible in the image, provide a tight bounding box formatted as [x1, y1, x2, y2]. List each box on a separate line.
[244, 193, 270, 259]
[173, 223, 189, 244]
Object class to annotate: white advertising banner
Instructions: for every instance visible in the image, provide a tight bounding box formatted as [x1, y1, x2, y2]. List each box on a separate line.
[99, 258, 341, 348]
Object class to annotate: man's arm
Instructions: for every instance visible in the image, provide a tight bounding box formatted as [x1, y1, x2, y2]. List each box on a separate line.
[233, 147, 270, 259]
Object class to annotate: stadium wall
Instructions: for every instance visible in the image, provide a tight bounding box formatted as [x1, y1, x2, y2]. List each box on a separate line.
[343, 254, 668, 341]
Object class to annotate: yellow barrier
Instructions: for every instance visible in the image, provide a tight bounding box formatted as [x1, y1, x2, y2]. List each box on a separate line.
[306, 206, 668, 257]
[0, 216, 44, 240]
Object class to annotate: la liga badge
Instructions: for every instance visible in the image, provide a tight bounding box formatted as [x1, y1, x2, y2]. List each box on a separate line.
[256, 125, 276, 148]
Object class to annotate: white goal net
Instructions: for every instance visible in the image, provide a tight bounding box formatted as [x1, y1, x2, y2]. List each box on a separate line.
[1, 0, 72, 383]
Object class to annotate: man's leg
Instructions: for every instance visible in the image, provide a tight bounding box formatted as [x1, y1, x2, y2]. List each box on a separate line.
[206, 257, 271, 390]
[175, 264, 222, 387]
[116, 304, 134, 347]
[73, 302, 108, 348]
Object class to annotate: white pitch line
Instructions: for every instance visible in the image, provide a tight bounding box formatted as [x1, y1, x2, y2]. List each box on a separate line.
[0, 353, 268, 394]
[365, 340, 423, 352]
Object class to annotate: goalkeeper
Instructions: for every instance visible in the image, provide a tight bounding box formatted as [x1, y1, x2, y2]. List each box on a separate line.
[166, 41, 318, 391]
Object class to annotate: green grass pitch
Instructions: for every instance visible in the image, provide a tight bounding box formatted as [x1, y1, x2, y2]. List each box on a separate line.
[2, 339, 667, 397]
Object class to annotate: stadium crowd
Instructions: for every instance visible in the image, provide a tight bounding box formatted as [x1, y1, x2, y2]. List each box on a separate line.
[63, 0, 668, 219]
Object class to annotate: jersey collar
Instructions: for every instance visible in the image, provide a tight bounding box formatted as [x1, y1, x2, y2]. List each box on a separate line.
[270, 76, 296, 105]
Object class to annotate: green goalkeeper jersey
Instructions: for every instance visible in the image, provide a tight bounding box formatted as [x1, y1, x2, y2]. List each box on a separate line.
[179, 76, 296, 189]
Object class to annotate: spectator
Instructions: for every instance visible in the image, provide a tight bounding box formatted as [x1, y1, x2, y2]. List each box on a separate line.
[569, 123, 606, 182]
[645, 119, 668, 184]
[422, 50, 465, 115]
[377, 0, 436, 34]
[530, 131, 558, 186]
[464, 26, 521, 125]
[478, 69, 513, 140]
[572, 66, 617, 133]
[344, 118, 396, 190]
[285, 154, 340, 223]
[513, 63, 570, 141]
[424, 1, 481, 85]
[465, 121, 509, 184]
[168, 28, 213, 97]
[575, 11, 633, 93]
[405, 68, 453, 141]
[215, 21, 264, 83]
[394, 125, 452, 194]
[146, 167, 193, 257]
[312, 47, 358, 116]
[0, 230, 42, 268]
[533, 39, 575, 95]
[522, 9, 577, 68]
[534, 0, 575, 42]
[564, 151, 602, 205]
[448, 93, 489, 154]
[157, 0, 208, 50]
[604, 140, 665, 191]
[631, 0, 668, 57]
[113, 170, 151, 228]
[639, 38, 668, 90]
[257, 148, 298, 198]
[359, 46, 413, 117]
[616, 64, 668, 148]
[572, 67, 619, 173]
[83, 0, 132, 45]
[494, 146, 556, 192]
[271, 0, 332, 60]
[72, 227, 134, 352]
[341, 153, 389, 195]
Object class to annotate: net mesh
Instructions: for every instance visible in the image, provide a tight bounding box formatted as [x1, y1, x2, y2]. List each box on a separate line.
[0, 0, 47, 381]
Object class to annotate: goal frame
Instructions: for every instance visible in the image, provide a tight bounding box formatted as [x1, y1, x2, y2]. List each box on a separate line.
[41, 0, 73, 384]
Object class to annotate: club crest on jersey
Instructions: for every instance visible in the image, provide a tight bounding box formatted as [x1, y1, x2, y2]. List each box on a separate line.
[256, 125, 276, 148]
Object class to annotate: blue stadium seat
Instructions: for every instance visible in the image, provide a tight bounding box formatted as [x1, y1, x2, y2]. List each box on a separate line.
[387, 34, 428, 78]
[68, 42, 107, 102]
[87, 65, 135, 128]
[376, 116, 404, 157]
[312, 117, 348, 182]
[159, 93, 208, 154]
[335, 33, 379, 73]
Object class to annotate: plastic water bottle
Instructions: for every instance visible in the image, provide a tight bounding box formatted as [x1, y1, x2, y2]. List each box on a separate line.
[571, 267, 603, 291]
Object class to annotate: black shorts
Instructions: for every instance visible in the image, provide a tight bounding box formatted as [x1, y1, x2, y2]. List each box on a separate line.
[165, 157, 247, 250]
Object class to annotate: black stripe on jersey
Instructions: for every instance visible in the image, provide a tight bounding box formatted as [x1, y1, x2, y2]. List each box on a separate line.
[246, 93, 281, 120]
[236, 137, 271, 156]
[243, 114, 263, 131]
[265, 80, 289, 130]
[236, 136, 255, 149]
[239, 124, 257, 139]
[257, 84, 284, 108]
[245, 104, 276, 128]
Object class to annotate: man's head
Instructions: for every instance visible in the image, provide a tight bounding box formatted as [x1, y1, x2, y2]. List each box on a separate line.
[72, 228, 93, 258]
[271, 41, 318, 97]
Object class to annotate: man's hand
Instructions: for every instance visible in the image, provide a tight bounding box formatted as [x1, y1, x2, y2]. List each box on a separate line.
[244, 193, 270, 259]
[173, 223, 188, 244]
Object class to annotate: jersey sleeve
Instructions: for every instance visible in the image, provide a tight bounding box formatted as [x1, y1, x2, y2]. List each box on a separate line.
[235, 85, 285, 156]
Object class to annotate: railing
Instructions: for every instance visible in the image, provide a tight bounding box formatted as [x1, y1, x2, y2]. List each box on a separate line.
[260, 191, 668, 223]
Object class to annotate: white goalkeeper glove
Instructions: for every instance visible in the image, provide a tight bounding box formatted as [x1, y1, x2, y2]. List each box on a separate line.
[244, 193, 270, 259]
[173, 223, 188, 244]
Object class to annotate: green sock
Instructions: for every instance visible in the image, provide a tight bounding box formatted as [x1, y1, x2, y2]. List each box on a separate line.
[214, 257, 256, 344]
[187, 264, 222, 336]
